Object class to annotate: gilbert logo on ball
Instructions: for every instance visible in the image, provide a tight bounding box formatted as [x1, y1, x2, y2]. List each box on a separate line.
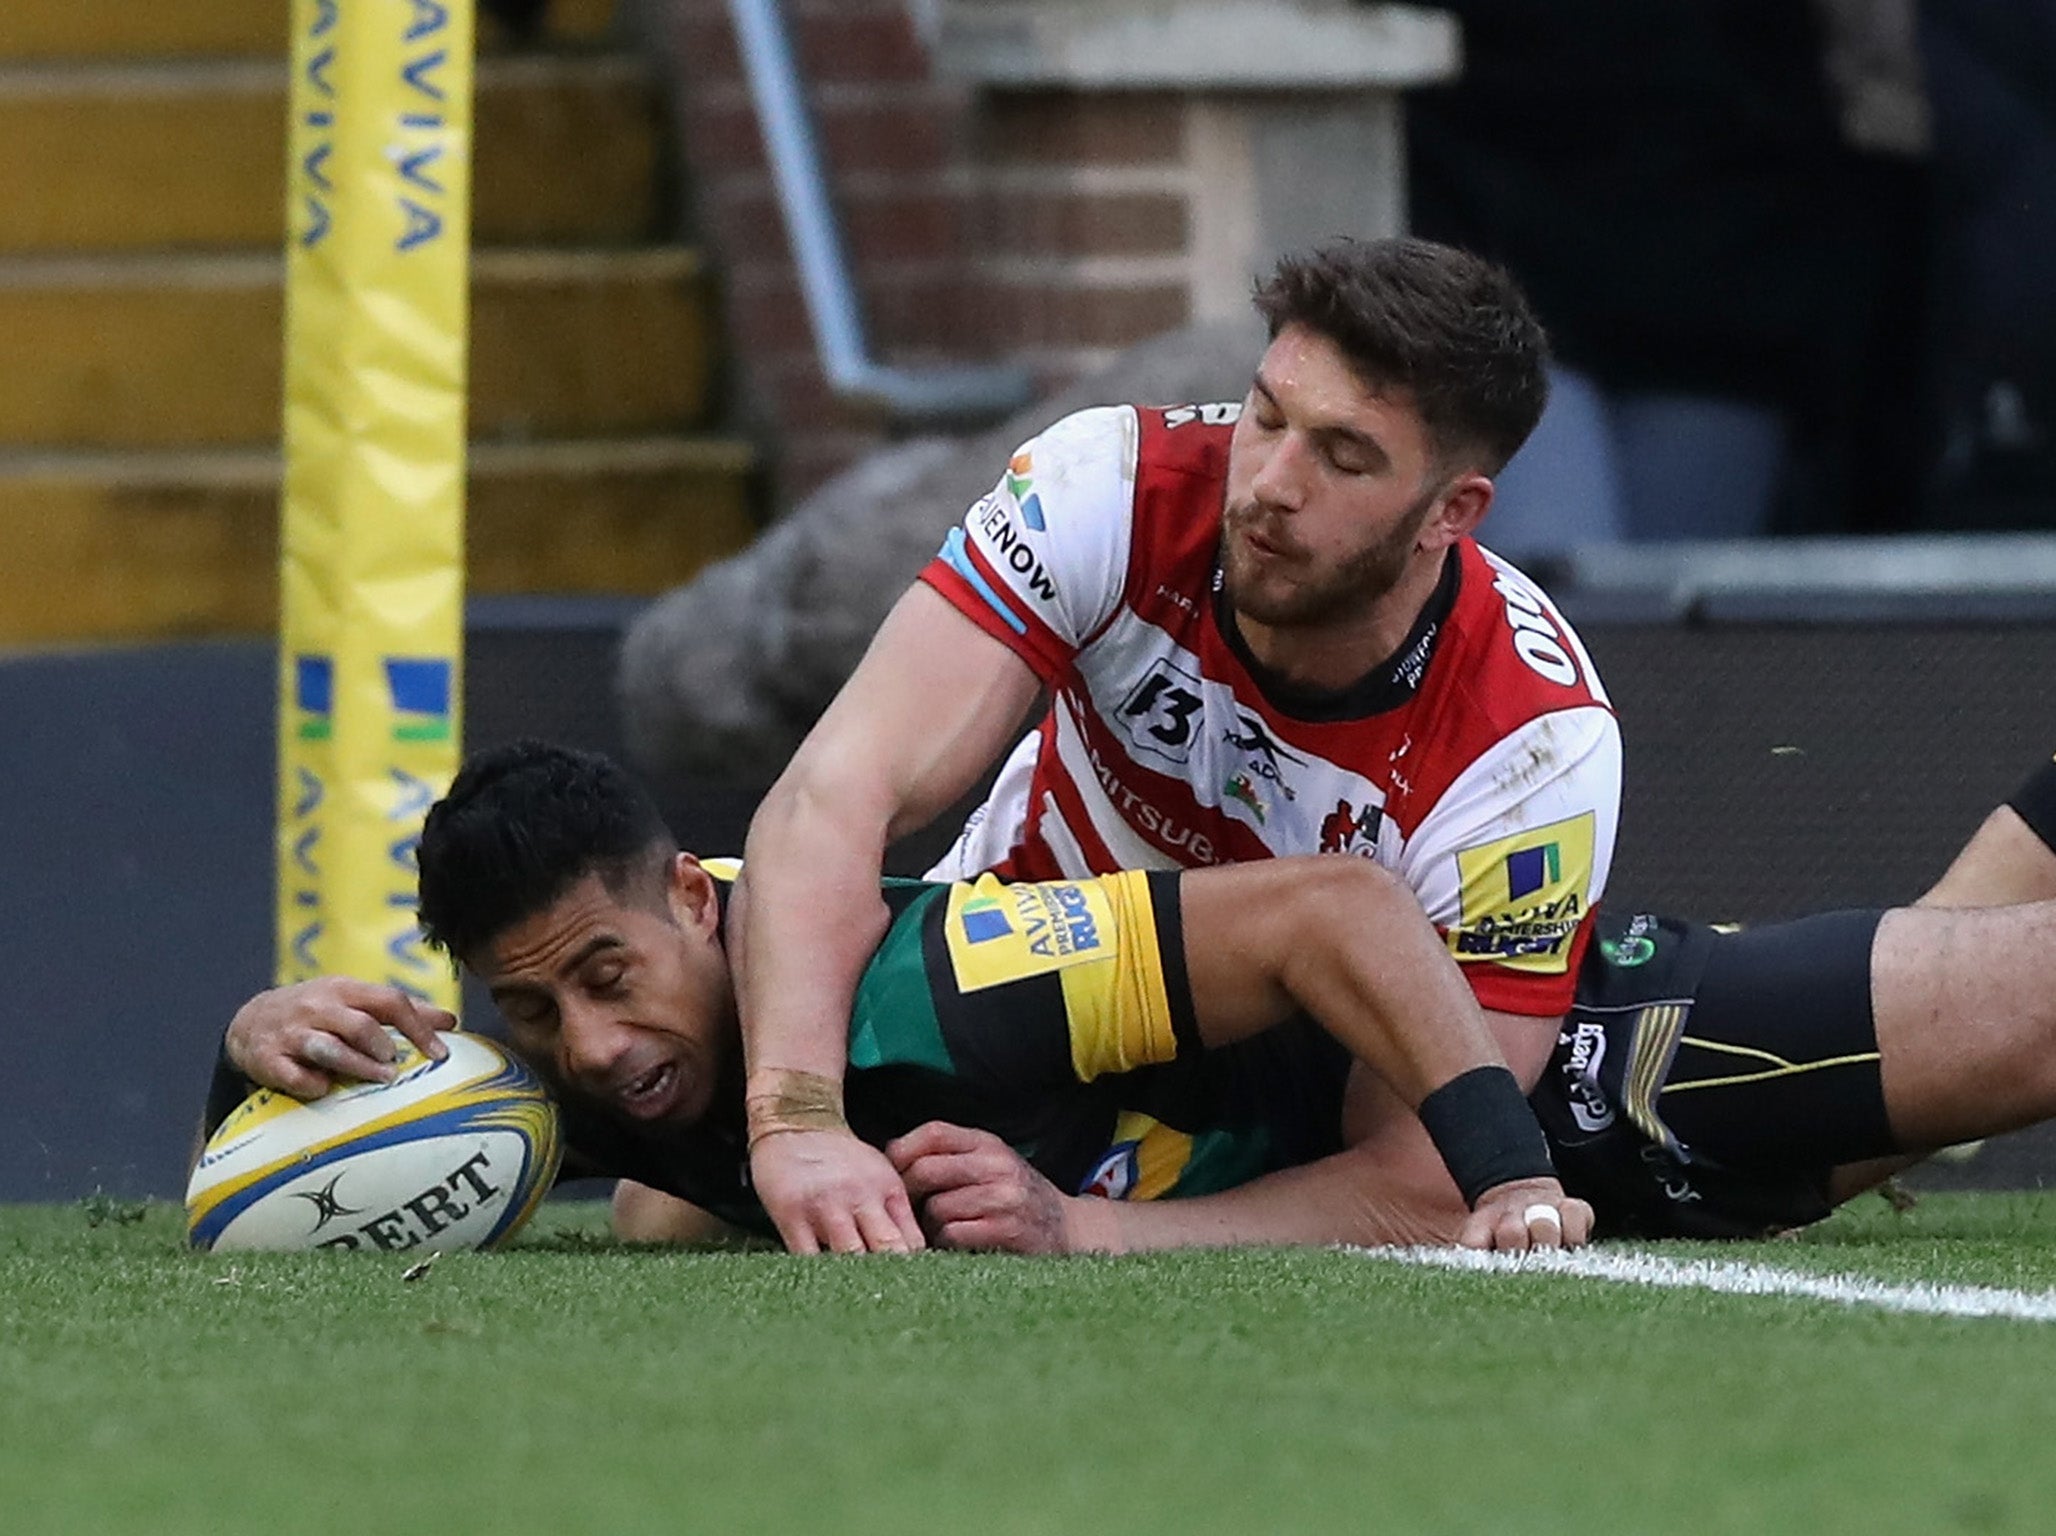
[186, 1032, 562, 1253]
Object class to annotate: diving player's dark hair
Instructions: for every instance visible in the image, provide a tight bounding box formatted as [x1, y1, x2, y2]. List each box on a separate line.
[1253, 236, 1550, 476]
[417, 739, 677, 961]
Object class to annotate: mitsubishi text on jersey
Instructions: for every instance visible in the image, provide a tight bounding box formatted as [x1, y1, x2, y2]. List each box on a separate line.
[918, 403, 1622, 1016]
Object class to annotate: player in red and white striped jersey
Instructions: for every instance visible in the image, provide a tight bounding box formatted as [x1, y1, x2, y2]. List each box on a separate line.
[734, 238, 1622, 1254]
[921, 401, 1618, 1019]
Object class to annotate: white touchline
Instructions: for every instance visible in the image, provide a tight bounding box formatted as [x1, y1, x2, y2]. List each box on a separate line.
[1348, 1244, 2056, 1323]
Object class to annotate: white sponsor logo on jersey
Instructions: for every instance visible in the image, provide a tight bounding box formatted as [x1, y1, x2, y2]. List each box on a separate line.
[1561, 1020, 1615, 1133]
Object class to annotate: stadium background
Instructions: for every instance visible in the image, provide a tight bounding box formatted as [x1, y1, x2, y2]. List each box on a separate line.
[5, 0, 2055, 1202]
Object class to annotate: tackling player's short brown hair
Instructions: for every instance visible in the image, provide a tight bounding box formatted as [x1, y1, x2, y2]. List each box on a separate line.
[1254, 237, 1550, 475]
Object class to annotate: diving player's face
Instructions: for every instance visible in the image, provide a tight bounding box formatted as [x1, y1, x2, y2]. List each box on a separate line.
[473, 857, 732, 1129]
[1221, 323, 1450, 629]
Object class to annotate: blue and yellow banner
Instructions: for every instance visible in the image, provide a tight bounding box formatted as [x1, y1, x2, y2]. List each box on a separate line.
[277, 0, 473, 1004]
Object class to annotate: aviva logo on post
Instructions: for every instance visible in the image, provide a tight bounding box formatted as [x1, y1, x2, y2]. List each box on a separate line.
[295, 654, 335, 741]
[384, 657, 453, 743]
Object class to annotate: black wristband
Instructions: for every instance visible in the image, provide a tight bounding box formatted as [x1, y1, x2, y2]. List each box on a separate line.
[2006, 755, 2056, 857]
[1415, 1065, 1556, 1209]
[201, 1036, 255, 1140]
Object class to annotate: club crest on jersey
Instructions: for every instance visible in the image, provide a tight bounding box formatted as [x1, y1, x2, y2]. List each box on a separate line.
[1319, 798, 1383, 856]
[1080, 1141, 1140, 1199]
[1223, 773, 1265, 824]
[1078, 1112, 1195, 1200]
[1448, 813, 1595, 974]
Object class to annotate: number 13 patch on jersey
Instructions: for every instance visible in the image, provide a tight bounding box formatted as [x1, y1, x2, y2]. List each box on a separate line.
[1447, 812, 1595, 975]
[945, 873, 1119, 993]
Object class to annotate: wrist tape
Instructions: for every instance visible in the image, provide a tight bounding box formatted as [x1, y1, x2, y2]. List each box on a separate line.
[1415, 1065, 1557, 1209]
[745, 1069, 850, 1149]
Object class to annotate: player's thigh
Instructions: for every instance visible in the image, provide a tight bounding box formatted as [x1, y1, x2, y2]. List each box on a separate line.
[1871, 900, 2056, 1147]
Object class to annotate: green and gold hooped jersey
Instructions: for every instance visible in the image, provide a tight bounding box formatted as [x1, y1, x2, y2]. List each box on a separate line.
[842, 870, 1347, 1205]
[561, 866, 1349, 1235]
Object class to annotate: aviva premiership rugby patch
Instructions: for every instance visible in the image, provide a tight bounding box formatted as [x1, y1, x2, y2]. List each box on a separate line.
[945, 873, 1116, 993]
[1447, 812, 1594, 974]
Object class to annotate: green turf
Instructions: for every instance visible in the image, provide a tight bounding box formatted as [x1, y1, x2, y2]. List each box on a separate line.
[6, 1194, 2056, 1535]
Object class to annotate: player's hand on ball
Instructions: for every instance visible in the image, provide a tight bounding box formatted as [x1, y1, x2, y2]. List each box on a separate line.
[749, 1128, 926, 1255]
[888, 1121, 1083, 1254]
[224, 977, 453, 1100]
[1459, 1176, 1593, 1252]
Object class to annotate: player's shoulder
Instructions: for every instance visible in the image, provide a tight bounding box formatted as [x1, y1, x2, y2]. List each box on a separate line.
[1441, 540, 1611, 714]
[1012, 405, 1140, 484]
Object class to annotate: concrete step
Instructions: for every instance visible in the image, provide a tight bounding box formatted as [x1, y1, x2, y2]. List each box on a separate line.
[0, 0, 618, 61]
[0, 56, 665, 254]
[0, 436, 759, 645]
[0, 247, 715, 448]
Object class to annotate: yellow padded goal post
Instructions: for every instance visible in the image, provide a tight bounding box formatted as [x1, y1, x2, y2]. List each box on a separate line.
[276, 0, 473, 1007]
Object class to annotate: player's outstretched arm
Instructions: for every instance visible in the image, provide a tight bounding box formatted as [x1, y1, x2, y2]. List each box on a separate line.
[223, 976, 453, 1101]
[890, 1105, 1592, 1254]
[736, 583, 1043, 1254]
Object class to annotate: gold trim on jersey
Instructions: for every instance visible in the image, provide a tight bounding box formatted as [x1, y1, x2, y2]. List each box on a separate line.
[1623, 1002, 1688, 1152]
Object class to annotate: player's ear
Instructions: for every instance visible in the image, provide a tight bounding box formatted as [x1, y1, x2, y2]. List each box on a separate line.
[664, 852, 720, 937]
[1422, 472, 1493, 551]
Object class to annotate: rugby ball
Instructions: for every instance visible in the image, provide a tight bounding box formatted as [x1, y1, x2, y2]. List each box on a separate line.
[186, 1030, 562, 1254]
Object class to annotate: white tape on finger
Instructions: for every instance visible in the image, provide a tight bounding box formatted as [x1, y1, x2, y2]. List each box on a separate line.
[1522, 1202, 1562, 1229]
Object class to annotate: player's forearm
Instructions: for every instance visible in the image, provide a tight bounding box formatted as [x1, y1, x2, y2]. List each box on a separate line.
[1070, 1144, 1468, 1254]
[735, 775, 895, 1085]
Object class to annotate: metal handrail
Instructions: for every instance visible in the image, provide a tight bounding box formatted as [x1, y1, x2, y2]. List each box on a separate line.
[724, 0, 1034, 424]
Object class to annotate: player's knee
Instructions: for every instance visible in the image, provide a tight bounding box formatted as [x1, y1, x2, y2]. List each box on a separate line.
[1282, 856, 1419, 941]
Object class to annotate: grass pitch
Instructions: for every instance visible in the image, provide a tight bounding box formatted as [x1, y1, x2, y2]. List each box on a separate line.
[7, 1195, 2056, 1535]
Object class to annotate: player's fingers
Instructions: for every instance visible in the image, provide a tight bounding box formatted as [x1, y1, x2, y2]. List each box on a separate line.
[885, 1120, 984, 1169]
[266, 1058, 337, 1102]
[770, 1211, 822, 1256]
[881, 1184, 927, 1253]
[1522, 1201, 1567, 1250]
[321, 1008, 406, 1069]
[931, 1217, 1010, 1252]
[301, 1025, 393, 1085]
[812, 1208, 868, 1256]
[895, 1149, 992, 1200]
[1562, 1198, 1595, 1247]
[852, 1202, 913, 1254]
[920, 1181, 1012, 1229]
[331, 978, 453, 1059]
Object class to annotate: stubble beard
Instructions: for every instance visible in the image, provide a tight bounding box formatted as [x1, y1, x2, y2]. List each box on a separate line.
[1219, 481, 1442, 630]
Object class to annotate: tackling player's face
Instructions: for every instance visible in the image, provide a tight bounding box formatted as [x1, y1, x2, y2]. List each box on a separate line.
[1221, 323, 1478, 629]
[472, 856, 733, 1129]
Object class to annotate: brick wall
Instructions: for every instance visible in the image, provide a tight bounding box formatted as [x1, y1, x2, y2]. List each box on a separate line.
[659, 0, 1196, 502]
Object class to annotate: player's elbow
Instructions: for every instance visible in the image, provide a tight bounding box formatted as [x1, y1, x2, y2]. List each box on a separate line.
[610, 1181, 733, 1246]
[749, 748, 893, 862]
